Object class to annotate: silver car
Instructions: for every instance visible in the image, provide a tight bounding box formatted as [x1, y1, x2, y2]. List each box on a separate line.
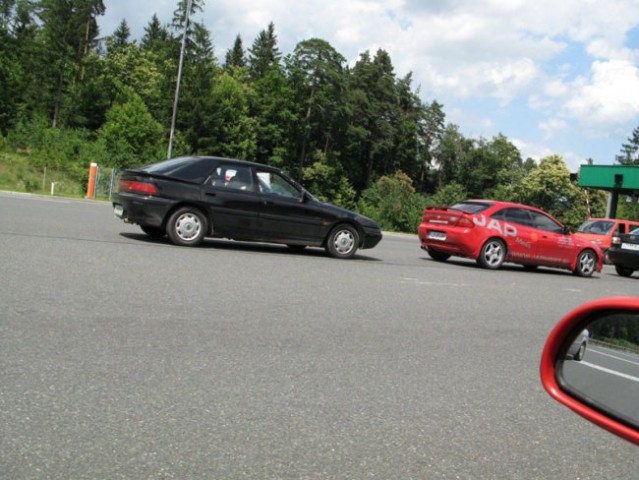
[566, 329, 589, 361]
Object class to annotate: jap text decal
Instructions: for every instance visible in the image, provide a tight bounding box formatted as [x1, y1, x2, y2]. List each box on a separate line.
[473, 215, 518, 237]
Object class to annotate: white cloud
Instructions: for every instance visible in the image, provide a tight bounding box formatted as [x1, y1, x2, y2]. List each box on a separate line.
[564, 59, 639, 131]
[539, 118, 569, 140]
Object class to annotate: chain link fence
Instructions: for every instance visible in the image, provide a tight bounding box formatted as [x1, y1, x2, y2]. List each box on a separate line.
[87, 166, 119, 200]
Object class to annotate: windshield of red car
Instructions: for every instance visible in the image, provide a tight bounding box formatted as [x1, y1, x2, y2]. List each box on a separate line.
[577, 220, 615, 235]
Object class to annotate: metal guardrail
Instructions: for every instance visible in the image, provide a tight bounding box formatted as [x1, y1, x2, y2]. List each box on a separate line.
[590, 338, 639, 355]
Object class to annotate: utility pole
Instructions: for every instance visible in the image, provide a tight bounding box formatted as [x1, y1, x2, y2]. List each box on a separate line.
[167, 0, 193, 159]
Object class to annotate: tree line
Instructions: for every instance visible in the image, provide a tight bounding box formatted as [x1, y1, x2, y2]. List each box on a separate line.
[1, 0, 638, 231]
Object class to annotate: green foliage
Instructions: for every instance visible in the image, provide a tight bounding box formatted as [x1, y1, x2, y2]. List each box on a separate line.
[199, 72, 257, 159]
[248, 21, 281, 80]
[98, 92, 166, 168]
[590, 313, 639, 349]
[302, 153, 356, 209]
[511, 155, 589, 230]
[0, 134, 100, 196]
[425, 182, 468, 207]
[358, 171, 425, 232]
[615, 126, 639, 165]
[249, 68, 299, 168]
[102, 44, 166, 119]
[225, 34, 246, 68]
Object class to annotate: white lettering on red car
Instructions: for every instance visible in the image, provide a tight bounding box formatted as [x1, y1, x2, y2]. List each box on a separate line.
[473, 215, 518, 237]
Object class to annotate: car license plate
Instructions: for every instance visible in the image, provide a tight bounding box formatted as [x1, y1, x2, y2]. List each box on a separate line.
[428, 231, 447, 241]
[113, 204, 124, 218]
[621, 242, 639, 251]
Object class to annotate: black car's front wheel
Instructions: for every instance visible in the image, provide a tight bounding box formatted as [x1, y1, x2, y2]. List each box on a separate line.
[615, 264, 634, 277]
[326, 224, 359, 259]
[167, 207, 207, 246]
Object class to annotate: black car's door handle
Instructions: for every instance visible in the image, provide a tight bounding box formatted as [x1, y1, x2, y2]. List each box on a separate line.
[205, 192, 216, 197]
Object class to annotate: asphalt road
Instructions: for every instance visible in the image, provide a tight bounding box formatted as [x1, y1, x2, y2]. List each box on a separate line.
[2, 191, 639, 479]
[563, 346, 639, 424]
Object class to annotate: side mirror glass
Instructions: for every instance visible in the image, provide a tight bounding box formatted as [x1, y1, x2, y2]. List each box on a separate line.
[558, 311, 639, 429]
[541, 297, 639, 445]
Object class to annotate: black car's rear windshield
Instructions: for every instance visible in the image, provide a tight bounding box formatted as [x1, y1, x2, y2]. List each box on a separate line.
[450, 201, 492, 214]
[141, 157, 218, 182]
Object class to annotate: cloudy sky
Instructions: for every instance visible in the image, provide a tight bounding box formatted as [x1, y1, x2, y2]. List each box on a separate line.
[99, 0, 639, 171]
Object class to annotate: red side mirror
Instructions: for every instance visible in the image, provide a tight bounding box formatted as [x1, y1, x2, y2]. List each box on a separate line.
[540, 297, 639, 445]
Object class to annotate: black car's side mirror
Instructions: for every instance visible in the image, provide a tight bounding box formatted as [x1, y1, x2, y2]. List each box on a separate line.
[540, 297, 639, 445]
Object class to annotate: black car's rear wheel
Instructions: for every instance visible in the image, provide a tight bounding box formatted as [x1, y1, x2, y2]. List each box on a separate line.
[427, 248, 451, 261]
[141, 226, 166, 238]
[574, 249, 597, 277]
[477, 238, 506, 269]
[167, 207, 207, 246]
[615, 264, 634, 277]
[326, 224, 359, 259]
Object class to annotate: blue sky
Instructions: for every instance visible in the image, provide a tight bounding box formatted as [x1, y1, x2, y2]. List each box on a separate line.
[99, 0, 639, 172]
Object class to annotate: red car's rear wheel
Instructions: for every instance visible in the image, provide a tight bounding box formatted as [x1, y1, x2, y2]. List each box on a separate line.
[477, 239, 506, 270]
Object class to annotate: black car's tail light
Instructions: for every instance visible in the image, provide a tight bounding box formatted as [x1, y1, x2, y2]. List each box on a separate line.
[119, 180, 158, 195]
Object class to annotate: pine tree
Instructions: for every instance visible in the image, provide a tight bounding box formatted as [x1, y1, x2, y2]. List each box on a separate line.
[108, 19, 131, 52]
[224, 34, 246, 68]
[35, 0, 105, 127]
[248, 22, 281, 80]
[141, 14, 171, 52]
[616, 126, 639, 165]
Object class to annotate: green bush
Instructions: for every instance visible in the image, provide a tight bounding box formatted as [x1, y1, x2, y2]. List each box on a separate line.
[358, 171, 425, 232]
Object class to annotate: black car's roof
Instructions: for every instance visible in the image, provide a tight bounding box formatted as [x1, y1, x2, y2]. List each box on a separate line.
[139, 156, 281, 172]
[127, 156, 294, 185]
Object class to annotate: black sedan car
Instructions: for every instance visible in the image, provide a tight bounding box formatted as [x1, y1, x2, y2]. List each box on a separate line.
[112, 156, 382, 259]
[608, 227, 639, 276]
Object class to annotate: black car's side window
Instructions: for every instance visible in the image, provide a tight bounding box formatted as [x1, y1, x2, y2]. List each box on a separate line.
[256, 170, 301, 199]
[209, 168, 225, 187]
[211, 165, 255, 191]
[227, 167, 254, 191]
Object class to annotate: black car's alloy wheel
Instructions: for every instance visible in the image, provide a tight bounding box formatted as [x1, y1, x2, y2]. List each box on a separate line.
[326, 224, 359, 259]
[167, 207, 207, 246]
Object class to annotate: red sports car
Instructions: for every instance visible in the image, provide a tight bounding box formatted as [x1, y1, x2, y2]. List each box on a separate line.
[418, 200, 604, 276]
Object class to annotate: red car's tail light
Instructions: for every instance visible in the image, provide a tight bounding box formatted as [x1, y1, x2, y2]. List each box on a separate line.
[457, 216, 475, 228]
[119, 180, 158, 195]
